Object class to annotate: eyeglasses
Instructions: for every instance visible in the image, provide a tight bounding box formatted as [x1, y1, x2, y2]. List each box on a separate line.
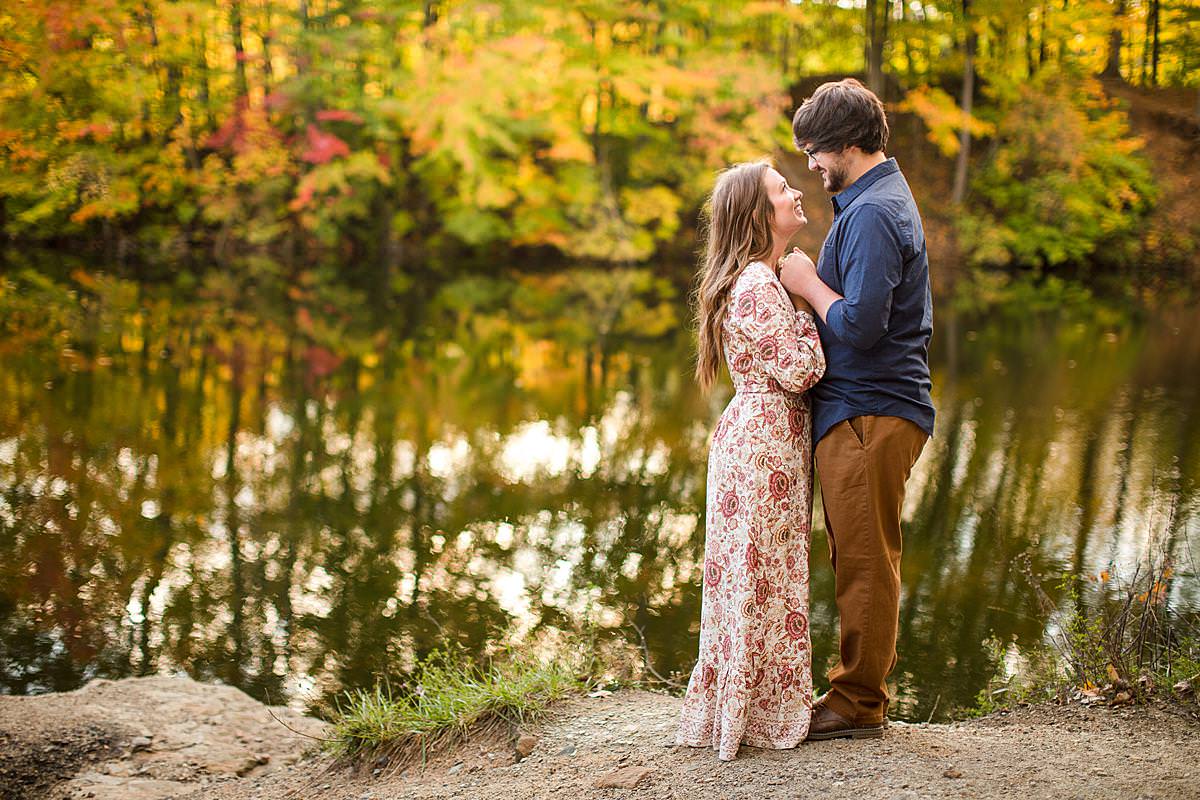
[801, 147, 820, 160]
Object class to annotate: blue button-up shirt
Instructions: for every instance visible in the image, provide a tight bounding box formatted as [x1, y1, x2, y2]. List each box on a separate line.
[811, 158, 934, 444]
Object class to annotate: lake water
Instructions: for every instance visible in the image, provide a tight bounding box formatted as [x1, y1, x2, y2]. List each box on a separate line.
[1, 269, 1197, 721]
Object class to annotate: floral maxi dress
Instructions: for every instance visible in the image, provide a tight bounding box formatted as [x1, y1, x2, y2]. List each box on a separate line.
[676, 260, 826, 761]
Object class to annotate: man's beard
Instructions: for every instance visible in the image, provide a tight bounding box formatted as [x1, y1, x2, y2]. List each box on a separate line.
[823, 161, 848, 193]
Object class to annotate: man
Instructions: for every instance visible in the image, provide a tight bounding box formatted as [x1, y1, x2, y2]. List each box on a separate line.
[778, 78, 934, 741]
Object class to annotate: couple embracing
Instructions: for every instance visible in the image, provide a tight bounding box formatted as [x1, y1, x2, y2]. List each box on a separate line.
[676, 78, 935, 761]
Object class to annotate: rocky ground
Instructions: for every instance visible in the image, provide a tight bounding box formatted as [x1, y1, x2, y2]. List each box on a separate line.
[2, 677, 1198, 800]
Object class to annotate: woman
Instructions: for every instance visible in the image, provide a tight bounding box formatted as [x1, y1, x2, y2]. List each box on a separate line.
[675, 161, 825, 761]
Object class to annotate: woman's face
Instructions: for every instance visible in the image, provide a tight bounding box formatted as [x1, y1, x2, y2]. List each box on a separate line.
[763, 167, 806, 240]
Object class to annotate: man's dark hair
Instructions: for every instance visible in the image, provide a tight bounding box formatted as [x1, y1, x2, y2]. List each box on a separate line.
[791, 78, 889, 154]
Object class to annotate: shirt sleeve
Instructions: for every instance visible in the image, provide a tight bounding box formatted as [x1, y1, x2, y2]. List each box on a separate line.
[824, 202, 906, 351]
[732, 273, 826, 394]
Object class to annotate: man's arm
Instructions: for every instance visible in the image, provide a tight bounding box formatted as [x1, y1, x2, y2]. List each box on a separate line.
[780, 204, 904, 350]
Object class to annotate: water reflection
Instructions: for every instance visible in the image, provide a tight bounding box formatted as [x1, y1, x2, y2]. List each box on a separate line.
[1, 271, 1197, 721]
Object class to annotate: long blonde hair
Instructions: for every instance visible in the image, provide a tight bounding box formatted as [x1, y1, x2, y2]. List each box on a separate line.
[694, 161, 776, 391]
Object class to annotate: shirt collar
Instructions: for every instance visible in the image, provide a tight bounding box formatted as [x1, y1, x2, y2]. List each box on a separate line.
[831, 157, 898, 214]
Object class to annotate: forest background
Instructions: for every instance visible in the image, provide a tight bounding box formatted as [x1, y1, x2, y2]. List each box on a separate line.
[1, 0, 1198, 338]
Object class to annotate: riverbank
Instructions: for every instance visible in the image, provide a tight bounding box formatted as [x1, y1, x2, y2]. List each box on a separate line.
[3, 676, 1197, 800]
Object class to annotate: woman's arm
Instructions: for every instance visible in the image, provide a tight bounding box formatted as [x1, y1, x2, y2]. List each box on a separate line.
[779, 249, 840, 324]
[730, 273, 826, 394]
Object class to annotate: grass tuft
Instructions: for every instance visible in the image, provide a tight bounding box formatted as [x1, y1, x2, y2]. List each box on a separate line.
[326, 648, 585, 764]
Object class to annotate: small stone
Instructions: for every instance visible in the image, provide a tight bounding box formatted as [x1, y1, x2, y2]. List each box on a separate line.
[557, 745, 577, 757]
[515, 735, 538, 759]
[448, 762, 464, 775]
[130, 736, 153, 751]
[943, 768, 963, 779]
[595, 766, 652, 789]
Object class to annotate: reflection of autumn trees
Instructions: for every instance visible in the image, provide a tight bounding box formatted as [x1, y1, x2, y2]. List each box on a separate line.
[1, 279, 1199, 721]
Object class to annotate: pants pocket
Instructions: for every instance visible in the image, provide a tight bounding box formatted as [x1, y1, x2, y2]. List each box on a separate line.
[846, 416, 866, 448]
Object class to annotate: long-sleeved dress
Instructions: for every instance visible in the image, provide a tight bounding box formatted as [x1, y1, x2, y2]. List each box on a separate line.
[676, 260, 826, 761]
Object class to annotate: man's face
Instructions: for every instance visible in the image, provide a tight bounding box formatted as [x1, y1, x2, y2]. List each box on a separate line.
[801, 144, 848, 194]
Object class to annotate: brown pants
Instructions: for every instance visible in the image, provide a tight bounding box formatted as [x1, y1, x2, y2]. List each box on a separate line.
[814, 415, 928, 725]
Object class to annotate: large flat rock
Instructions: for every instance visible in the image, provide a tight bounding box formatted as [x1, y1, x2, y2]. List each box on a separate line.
[0, 675, 325, 800]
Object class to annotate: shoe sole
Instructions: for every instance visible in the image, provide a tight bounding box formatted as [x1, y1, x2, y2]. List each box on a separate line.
[806, 726, 885, 741]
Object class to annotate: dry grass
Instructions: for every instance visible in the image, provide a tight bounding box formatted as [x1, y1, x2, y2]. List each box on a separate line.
[974, 551, 1200, 715]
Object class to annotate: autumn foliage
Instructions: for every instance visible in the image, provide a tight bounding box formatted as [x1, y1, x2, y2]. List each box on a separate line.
[0, 1, 1195, 290]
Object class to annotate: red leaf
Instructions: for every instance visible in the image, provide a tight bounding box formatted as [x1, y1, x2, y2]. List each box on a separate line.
[301, 125, 350, 164]
[304, 345, 342, 378]
[264, 92, 293, 111]
[316, 109, 364, 124]
[205, 113, 245, 150]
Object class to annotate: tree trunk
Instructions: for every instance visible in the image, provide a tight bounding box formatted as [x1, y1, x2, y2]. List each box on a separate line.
[1026, 11, 1036, 77]
[196, 28, 213, 131]
[879, 0, 891, 98]
[230, 0, 250, 102]
[1102, 0, 1126, 79]
[952, 0, 975, 205]
[1058, 0, 1070, 63]
[1142, 2, 1151, 84]
[900, 0, 915, 83]
[865, 0, 885, 95]
[1150, 0, 1161, 85]
[1038, 2, 1047, 67]
[260, 0, 274, 92]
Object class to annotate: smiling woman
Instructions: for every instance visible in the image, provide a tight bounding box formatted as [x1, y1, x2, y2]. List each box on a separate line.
[677, 161, 825, 760]
[766, 166, 809, 235]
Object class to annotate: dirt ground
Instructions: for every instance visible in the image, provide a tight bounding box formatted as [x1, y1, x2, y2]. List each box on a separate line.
[3, 677, 1198, 800]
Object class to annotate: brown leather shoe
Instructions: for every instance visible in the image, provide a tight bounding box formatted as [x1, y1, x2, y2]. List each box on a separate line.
[806, 702, 885, 741]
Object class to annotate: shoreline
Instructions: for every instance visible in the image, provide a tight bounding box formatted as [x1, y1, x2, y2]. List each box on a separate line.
[3, 675, 1197, 800]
